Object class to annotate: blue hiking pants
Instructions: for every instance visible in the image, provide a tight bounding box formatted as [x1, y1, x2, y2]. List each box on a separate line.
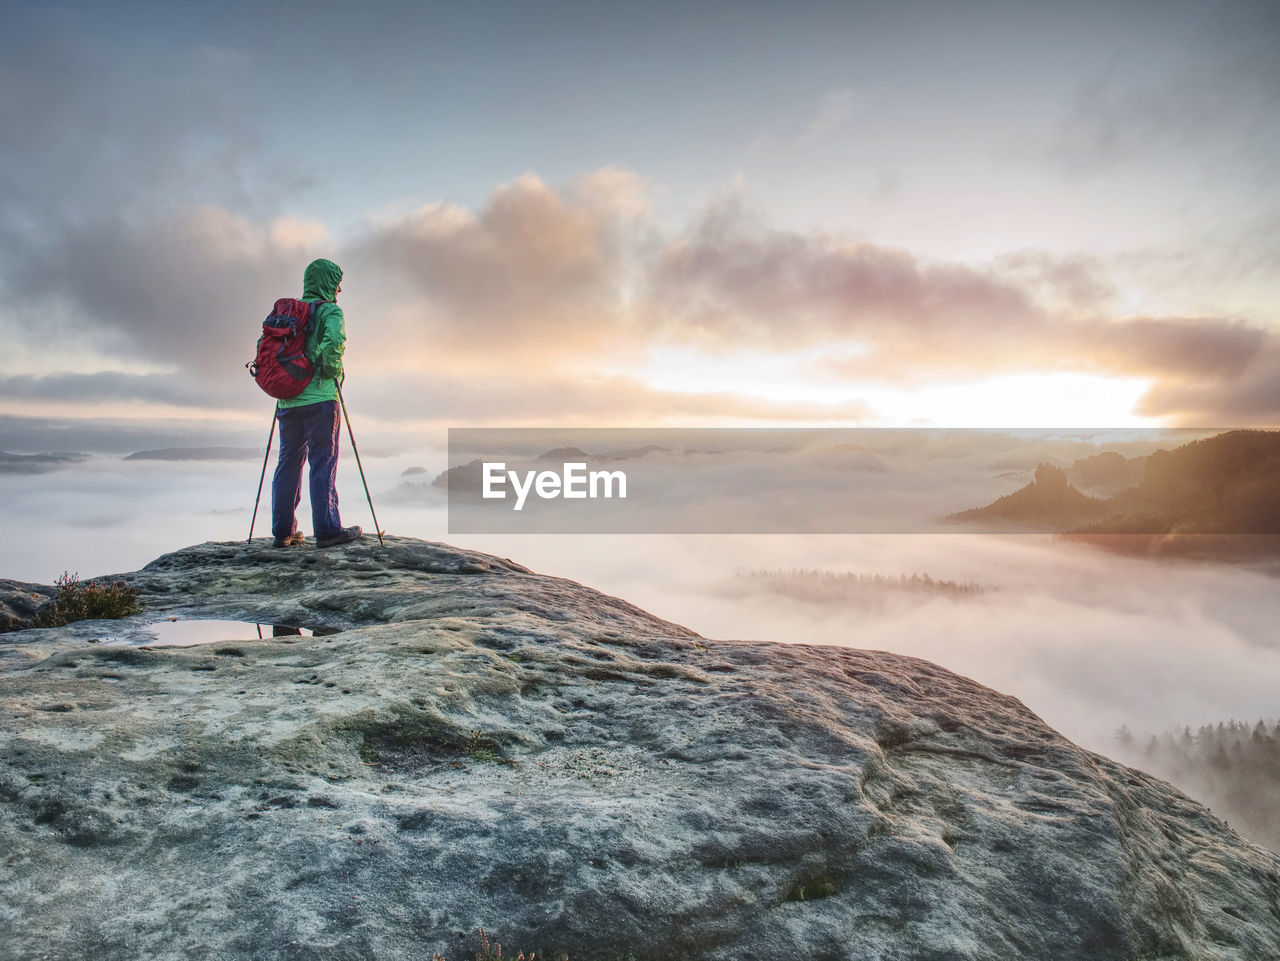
[271, 400, 344, 539]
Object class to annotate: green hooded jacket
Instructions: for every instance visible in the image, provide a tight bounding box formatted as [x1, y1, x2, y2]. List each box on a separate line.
[276, 258, 346, 409]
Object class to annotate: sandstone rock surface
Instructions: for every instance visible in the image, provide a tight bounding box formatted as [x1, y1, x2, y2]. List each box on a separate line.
[0, 578, 57, 633]
[2, 537, 1278, 960]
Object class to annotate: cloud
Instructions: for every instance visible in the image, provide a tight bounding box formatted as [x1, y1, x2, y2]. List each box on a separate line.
[992, 251, 1117, 313]
[1079, 317, 1263, 380]
[0, 365, 877, 434]
[343, 369, 877, 427]
[0, 6, 304, 229]
[1040, 8, 1280, 183]
[646, 200, 1268, 386]
[348, 169, 651, 361]
[7, 206, 331, 376]
[3, 166, 1275, 425]
[0, 370, 247, 411]
[644, 196, 1036, 348]
[799, 87, 859, 145]
[1136, 340, 1280, 425]
[0, 414, 266, 456]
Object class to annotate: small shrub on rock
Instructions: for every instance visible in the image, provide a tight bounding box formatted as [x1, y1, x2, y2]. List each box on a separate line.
[34, 571, 144, 627]
[428, 927, 568, 961]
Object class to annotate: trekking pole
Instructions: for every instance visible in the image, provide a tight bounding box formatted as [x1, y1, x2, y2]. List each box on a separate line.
[248, 405, 278, 543]
[336, 381, 385, 547]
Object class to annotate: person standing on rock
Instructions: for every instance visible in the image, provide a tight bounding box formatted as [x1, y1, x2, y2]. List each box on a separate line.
[270, 258, 363, 549]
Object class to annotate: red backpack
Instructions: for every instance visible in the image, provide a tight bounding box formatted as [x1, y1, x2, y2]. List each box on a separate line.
[247, 298, 322, 399]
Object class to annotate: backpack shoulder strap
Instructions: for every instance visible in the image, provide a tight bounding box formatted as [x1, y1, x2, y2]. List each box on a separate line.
[303, 301, 327, 362]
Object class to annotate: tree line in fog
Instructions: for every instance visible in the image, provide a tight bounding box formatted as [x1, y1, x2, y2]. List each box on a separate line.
[738, 569, 987, 605]
[1116, 718, 1280, 853]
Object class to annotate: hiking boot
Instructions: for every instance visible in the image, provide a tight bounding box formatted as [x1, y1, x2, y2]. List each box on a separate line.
[273, 531, 306, 548]
[315, 525, 362, 548]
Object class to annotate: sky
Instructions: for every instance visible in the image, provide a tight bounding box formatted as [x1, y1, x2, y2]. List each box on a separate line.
[1, 0, 1278, 446]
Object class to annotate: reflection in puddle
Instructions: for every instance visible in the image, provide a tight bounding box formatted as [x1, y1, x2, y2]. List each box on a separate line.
[115, 618, 341, 647]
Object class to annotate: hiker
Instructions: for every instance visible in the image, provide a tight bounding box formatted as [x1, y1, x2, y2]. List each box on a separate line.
[269, 258, 363, 549]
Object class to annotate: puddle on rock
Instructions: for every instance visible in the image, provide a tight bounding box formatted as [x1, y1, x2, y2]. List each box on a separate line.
[98, 618, 341, 647]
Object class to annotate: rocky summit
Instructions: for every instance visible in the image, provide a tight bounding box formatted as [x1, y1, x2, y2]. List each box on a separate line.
[2, 538, 1278, 961]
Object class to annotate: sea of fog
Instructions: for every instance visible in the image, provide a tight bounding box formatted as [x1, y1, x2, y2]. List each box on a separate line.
[2, 446, 1277, 762]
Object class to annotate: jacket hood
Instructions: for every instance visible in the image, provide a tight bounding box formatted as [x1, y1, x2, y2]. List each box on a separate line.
[302, 258, 343, 302]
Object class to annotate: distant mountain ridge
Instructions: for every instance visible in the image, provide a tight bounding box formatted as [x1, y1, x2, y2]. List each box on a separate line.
[0, 451, 89, 474]
[124, 447, 260, 461]
[951, 430, 1280, 554]
[1066, 449, 1148, 495]
[950, 462, 1111, 530]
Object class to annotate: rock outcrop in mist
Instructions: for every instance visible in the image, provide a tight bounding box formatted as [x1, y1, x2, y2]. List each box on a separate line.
[3, 537, 1279, 960]
[950, 460, 1109, 529]
[955, 430, 1280, 559]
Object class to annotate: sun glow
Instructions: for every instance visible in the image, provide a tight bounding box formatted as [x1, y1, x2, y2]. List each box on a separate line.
[630, 346, 1162, 427]
[865, 372, 1164, 428]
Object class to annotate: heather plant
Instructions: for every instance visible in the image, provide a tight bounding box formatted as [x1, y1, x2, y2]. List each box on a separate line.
[428, 926, 569, 961]
[466, 729, 507, 764]
[473, 926, 547, 960]
[33, 571, 144, 627]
